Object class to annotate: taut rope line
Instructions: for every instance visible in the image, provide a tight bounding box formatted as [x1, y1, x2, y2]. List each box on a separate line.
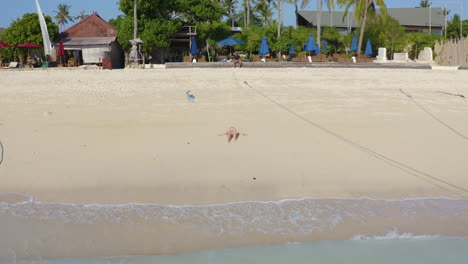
[243, 81, 468, 198]
[400, 89, 468, 141]
[0, 140, 3, 166]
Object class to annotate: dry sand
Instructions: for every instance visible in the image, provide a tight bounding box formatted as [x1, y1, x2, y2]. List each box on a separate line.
[1, 67, 468, 204]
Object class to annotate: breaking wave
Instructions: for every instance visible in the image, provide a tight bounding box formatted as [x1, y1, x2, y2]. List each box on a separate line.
[352, 228, 441, 240]
[0, 194, 467, 260]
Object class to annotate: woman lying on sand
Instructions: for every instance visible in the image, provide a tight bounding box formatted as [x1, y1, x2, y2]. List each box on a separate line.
[218, 127, 247, 143]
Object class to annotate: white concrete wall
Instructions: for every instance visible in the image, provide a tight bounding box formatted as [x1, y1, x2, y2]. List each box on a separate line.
[82, 47, 110, 64]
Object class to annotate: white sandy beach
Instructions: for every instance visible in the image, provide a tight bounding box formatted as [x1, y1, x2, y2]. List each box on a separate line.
[0, 67, 468, 204]
[1, 67, 468, 260]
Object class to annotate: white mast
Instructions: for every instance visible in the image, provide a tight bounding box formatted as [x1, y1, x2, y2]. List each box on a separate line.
[35, 0, 52, 56]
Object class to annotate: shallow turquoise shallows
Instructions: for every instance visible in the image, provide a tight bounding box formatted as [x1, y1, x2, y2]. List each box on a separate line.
[38, 237, 468, 264]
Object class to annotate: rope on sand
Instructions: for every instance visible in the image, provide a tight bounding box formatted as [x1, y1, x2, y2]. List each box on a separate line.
[243, 81, 468, 198]
[400, 89, 468, 141]
[436, 91, 465, 99]
[0, 140, 3, 166]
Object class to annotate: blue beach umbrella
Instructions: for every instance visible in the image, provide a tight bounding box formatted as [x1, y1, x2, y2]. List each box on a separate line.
[364, 39, 373, 56]
[304, 34, 317, 53]
[259, 37, 270, 58]
[216, 36, 246, 46]
[288, 44, 295, 55]
[190, 36, 198, 56]
[350, 32, 358, 52]
[216, 36, 246, 55]
[322, 41, 328, 52]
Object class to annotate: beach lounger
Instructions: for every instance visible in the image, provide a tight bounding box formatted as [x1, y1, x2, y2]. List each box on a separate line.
[183, 56, 191, 63]
[198, 55, 206, 62]
[3, 62, 19, 69]
[312, 54, 328, 62]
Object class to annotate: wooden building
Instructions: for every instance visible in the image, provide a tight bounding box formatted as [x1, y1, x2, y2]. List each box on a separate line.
[60, 14, 124, 68]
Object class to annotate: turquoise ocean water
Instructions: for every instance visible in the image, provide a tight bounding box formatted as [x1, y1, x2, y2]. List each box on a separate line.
[1, 195, 467, 263]
[39, 237, 468, 264]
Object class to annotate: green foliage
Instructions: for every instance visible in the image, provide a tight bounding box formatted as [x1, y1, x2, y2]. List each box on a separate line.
[113, 15, 182, 51]
[178, 0, 224, 23]
[113, 15, 134, 50]
[1, 13, 59, 61]
[197, 21, 231, 45]
[406, 32, 442, 59]
[109, 15, 125, 29]
[446, 14, 468, 39]
[290, 26, 317, 53]
[115, 0, 222, 54]
[140, 18, 182, 52]
[271, 35, 293, 53]
[321, 27, 346, 54]
[118, 0, 178, 19]
[365, 15, 406, 56]
[235, 24, 277, 55]
[0, 28, 5, 40]
[419, 0, 430, 8]
[54, 4, 74, 32]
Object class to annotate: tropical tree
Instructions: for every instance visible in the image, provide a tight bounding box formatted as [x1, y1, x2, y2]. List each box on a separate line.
[276, 0, 284, 37]
[1, 13, 59, 61]
[255, 0, 273, 25]
[316, 0, 335, 49]
[197, 21, 231, 60]
[338, 0, 387, 54]
[222, 0, 238, 27]
[365, 15, 406, 58]
[243, 0, 251, 26]
[54, 4, 74, 32]
[75, 10, 88, 21]
[419, 0, 430, 8]
[446, 14, 468, 39]
[289, 0, 309, 27]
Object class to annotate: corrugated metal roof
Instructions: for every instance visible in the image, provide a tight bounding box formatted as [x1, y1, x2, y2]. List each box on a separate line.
[62, 37, 116, 47]
[298, 8, 445, 28]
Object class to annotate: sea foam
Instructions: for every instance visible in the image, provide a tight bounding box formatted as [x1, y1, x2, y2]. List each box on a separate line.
[0, 196, 467, 260]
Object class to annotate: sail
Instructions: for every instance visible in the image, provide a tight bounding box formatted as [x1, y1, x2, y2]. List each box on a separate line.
[35, 0, 52, 56]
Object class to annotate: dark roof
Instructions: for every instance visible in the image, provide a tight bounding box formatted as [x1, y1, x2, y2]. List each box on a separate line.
[62, 37, 116, 48]
[61, 14, 118, 39]
[298, 8, 445, 28]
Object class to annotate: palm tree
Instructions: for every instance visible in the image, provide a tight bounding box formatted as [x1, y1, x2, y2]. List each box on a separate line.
[442, 8, 450, 37]
[255, 0, 273, 25]
[54, 4, 74, 32]
[75, 10, 88, 21]
[276, 0, 284, 37]
[419, 0, 430, 8]
[243, 0, 251, 26]
[316, 0, 335, 50]
[338, 0, 387, 54]
[133, 0, 137, 39]
[289, 0, 309, 27]
[222, 0, 238, 27]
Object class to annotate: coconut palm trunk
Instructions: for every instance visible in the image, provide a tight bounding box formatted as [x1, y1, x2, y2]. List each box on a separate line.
[338, 0, 386, 55]
[246, 0, 250, 26]
[133, 0, 137, 39]
[357, 0, 370, 54]
[317, 0, 322, 50]
[277, 0, 284, 38]
[316, 0, 334, 51]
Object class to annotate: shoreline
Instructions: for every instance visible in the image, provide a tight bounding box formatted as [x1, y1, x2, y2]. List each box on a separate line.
[1, 197, 467, 260]
[1, 68, 468, 260]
